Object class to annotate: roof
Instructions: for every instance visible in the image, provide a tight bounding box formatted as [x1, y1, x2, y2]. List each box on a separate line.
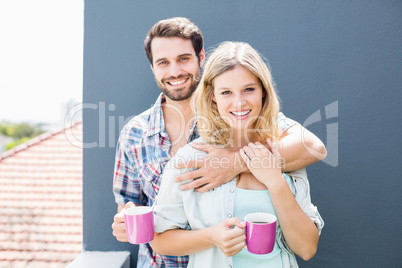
[0, 121, 83, 268]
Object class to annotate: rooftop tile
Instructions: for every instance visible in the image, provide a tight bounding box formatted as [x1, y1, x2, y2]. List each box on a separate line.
[0, 121, 83, 268]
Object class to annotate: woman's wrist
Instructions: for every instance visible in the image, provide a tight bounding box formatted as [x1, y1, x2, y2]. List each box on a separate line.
[204, 226, 218, 247]
[233, 151, 248, 173]
[263, 172, 286, 192]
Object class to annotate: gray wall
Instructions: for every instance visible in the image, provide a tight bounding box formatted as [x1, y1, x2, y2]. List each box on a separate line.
[83, 1, 402, 267]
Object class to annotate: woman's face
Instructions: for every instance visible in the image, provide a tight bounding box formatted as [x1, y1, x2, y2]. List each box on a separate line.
[212, 65, 265, 131]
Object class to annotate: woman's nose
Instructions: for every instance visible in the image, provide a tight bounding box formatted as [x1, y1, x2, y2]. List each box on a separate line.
[234, 98, 246, 108]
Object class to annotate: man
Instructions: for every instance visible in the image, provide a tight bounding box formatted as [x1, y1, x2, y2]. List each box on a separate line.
[112, 17, 326, 268]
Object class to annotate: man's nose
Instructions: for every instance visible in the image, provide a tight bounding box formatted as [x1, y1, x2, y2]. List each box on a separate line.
[168, 62, 182, 77]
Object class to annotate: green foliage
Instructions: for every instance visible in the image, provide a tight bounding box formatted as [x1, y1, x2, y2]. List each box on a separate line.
[0, 121, 46, 151]
[0, 124, 7, 136]
[13, 123, 44, 140]
[5, 137, 31, 151]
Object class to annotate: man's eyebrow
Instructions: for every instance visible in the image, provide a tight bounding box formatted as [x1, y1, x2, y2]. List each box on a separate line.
[154, 57, 167, 64]
[154, 53, 194, 64]
[178, 53, 193, 58]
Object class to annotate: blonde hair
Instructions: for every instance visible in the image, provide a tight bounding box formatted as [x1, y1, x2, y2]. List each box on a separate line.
[192, 41, 281, 146]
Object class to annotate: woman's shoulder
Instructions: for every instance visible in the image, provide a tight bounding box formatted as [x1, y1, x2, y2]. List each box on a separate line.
[165, 138, 208, 170]
[176, 137, 208, 158]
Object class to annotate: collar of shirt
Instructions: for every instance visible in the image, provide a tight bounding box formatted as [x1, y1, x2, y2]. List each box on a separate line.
[145, 93, 199, 143]
[143, 93, 167, 138]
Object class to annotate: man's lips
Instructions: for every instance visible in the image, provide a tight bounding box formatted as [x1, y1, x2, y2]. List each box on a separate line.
[164, 76, 190, 86]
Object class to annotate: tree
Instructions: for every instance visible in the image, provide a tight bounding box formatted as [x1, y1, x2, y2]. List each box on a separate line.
[0, 121, 46, 151]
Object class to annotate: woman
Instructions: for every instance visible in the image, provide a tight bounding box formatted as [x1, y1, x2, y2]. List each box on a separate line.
[152, 41, 323, 268]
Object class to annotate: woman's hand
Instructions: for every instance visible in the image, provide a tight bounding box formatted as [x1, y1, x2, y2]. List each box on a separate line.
[210, 217, 246, 257]
[240, 138, 283, 187]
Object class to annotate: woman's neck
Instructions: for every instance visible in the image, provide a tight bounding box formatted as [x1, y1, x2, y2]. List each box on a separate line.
[230, 128, 260, 150]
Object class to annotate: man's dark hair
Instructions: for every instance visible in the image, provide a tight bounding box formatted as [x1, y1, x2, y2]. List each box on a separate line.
[144, 17, 203, 65]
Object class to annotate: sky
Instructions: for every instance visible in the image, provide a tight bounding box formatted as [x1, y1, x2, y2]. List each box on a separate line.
[0, 0, 83, 126]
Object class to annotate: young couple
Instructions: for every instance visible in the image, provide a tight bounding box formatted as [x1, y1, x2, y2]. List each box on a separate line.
[112, 17, 326, 268]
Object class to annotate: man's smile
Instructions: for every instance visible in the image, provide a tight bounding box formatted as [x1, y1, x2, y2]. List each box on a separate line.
[166, 77, 189, 86]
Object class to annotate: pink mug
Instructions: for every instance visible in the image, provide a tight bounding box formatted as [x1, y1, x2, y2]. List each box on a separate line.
[244, 212, 277, 254]
[123, 206, 154, 244]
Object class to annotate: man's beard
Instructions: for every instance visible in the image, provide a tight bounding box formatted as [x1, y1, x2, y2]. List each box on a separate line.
[156, 71, 201, 101]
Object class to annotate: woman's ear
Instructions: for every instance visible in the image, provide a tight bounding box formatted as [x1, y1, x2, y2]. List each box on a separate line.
[209, 85, 216, 102]
[211, 92, 216, 102]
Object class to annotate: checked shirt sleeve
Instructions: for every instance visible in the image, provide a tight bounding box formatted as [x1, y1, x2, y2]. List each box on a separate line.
[113, 122, 147, 206]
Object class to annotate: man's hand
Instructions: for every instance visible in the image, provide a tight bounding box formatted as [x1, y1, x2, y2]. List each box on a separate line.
[111, 202, 135, 242]
[210, 217, 246, 257]
[174, 142, 246, 192]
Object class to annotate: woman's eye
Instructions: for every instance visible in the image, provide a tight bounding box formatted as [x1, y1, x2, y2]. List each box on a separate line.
[245, 87, 255, 92]
[221, 91, 231, 95]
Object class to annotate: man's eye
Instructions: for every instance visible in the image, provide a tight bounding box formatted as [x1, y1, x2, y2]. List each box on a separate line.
[180, 57, 189, 62]
[157, 60, 168, 66]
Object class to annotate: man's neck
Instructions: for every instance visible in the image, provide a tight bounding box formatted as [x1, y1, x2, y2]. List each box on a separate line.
[162, 97, 194, 124]
[162, 97, 194, 156]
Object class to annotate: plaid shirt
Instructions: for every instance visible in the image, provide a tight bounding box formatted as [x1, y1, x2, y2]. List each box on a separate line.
[113, 93, 297, 268]
[113, 94, 196, 268]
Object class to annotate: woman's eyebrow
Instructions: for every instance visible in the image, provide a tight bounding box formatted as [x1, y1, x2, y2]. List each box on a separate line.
[216, 82, 259, 91]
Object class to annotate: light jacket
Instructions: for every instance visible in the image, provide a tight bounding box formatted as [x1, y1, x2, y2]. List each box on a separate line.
[154, 138, 324, 268]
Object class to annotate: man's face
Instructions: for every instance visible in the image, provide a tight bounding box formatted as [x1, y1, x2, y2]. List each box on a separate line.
[151, 37, 205, 101]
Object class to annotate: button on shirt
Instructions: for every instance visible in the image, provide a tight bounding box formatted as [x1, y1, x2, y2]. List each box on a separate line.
[113, 93, 298, 268]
